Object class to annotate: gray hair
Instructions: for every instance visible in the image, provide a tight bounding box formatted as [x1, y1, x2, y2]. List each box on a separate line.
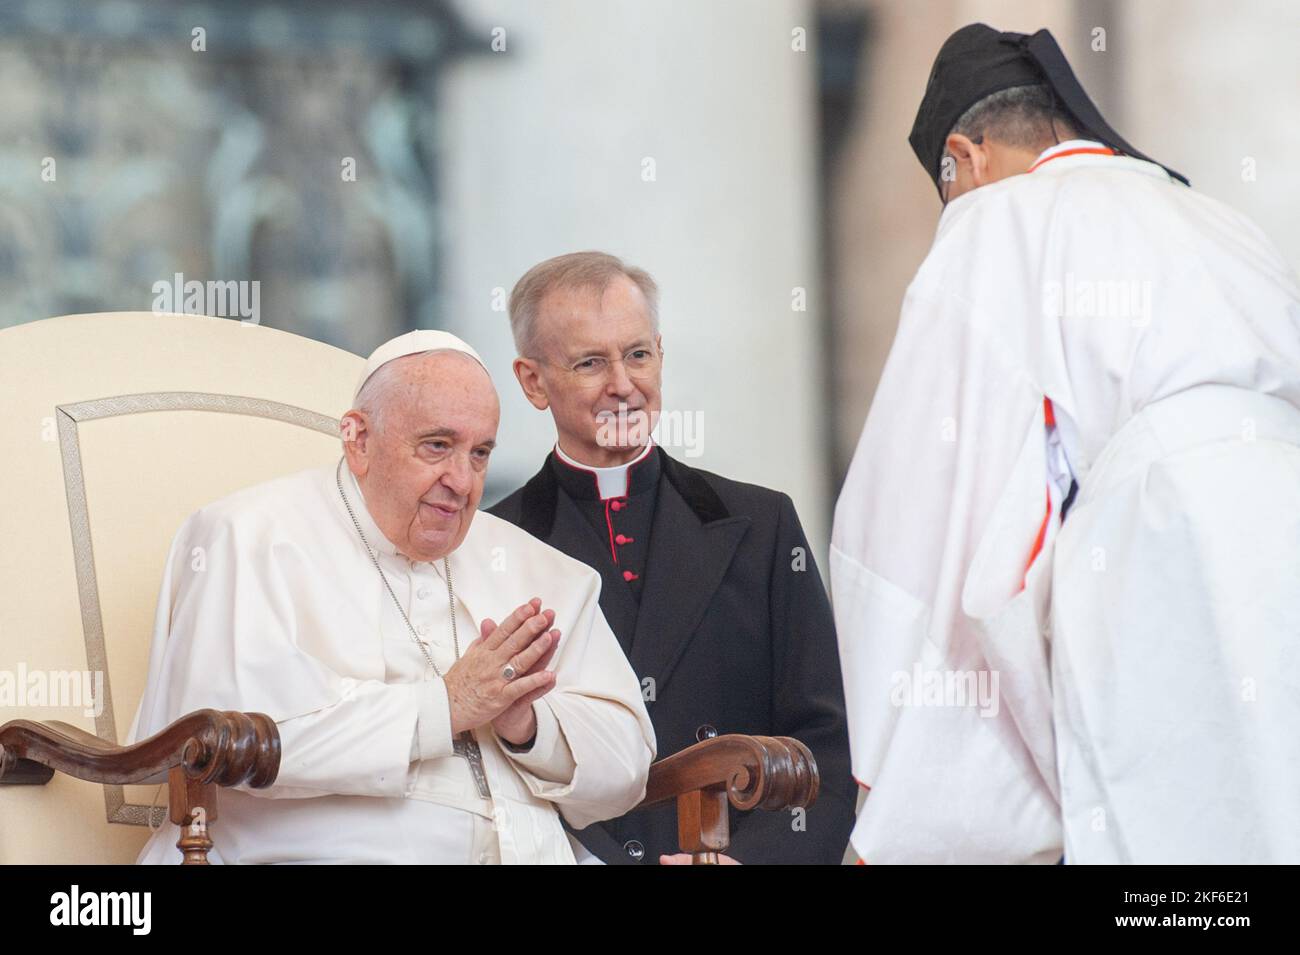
[351, 348, 487, 435]
[508, 251, 659, 358]
[944, 84, 1079, 164]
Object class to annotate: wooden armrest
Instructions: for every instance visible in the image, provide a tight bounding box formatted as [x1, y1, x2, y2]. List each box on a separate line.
[636, 734, 819, 864]
[0, 709, 279, 864]
[3, 718, 812, 865]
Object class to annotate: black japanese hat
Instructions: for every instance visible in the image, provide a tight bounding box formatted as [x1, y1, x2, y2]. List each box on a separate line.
[908, 24, 1188, 196]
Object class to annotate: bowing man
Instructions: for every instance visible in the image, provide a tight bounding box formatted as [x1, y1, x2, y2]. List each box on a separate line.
[832, 24, 1300, 863]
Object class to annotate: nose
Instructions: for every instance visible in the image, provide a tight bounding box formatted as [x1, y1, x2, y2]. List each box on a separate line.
[441, 450, 474, 498]
[606, 359, 636, 399]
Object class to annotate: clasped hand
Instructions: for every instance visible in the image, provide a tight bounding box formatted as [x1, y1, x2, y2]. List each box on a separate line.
[443, 598, 562, 745]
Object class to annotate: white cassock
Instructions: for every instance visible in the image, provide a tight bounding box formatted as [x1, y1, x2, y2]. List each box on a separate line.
[832, 139, 1300, 864]
[128, 461, 656, 864]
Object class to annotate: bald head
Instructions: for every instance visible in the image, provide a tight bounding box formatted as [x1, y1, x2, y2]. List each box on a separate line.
[342, 350, 499, 562]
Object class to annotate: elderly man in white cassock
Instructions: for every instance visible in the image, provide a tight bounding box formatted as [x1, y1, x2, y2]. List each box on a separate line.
[832, 24, 1300, 864]
[129, 330, 655, 864]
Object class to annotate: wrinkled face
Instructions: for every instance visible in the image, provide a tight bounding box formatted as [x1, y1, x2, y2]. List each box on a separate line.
[514, 276, 662, 468]
[343, 351, 499, 562]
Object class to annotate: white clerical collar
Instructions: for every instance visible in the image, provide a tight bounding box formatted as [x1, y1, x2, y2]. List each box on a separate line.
[339, 460, 403, 559]
[1028, 137, 1172, 183]
[554, 440, 654, 500]
[1030, 138, 1110, 168]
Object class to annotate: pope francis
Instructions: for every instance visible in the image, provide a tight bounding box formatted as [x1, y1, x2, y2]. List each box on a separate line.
[128, 330, 656, 864]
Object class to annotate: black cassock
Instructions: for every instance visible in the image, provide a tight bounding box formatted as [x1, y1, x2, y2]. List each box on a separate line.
[489, 446, 855, 864]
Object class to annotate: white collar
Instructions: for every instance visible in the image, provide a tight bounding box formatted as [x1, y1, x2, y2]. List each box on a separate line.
[1028, 138, 1172, 183]
[1031, 138, 1110, 166]
[939, 137, 1171, 230]
[554, 440, 654, 500]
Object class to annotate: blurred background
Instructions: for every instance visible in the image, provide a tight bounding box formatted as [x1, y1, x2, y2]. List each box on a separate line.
[2, 0, 1297, 558]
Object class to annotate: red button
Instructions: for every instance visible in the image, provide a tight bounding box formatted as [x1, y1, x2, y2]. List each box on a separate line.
[610, 499, 625, 511]
[615, 534, 633, 545]
[623, 570, 639, 582]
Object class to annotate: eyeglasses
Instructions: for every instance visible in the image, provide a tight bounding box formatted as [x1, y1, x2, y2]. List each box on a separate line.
[545, 346, 662, 382]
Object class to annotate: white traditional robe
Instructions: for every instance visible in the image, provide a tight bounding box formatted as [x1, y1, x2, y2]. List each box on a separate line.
[832, 140, 1300, 863]
[128, 461, 656, 864]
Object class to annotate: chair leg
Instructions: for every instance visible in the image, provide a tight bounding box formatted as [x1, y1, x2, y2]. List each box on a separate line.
[677, 787, 730, 864]
[169, 766, 217, 865]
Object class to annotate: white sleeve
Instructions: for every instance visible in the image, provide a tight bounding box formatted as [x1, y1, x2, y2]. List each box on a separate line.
[496, 699, 577, 784]
[831, 282, 1062, 863]
[411, 678, 455, 762]
[235, 677, 455, 801]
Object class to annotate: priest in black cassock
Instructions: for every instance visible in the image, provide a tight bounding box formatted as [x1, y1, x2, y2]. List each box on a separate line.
[489, 251, 855, 864]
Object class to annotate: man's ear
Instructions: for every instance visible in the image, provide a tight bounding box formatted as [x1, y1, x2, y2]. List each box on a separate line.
[341, 410, 372, 476]
[944, 132, 989, 186]
[513, 357, 551, 411]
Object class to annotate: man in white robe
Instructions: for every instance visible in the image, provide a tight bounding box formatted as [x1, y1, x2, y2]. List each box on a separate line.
[831, 24, 1300, 864]
[129, 330, 656, 863]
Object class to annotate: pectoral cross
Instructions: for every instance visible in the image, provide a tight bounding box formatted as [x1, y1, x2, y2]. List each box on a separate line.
[453, 731, 492, 798]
